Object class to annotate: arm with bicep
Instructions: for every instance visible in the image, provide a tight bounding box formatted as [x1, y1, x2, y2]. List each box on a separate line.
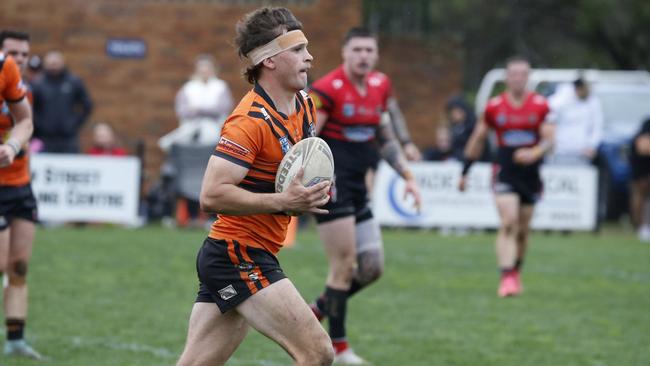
[377, 113, 421, 210]
[0, 99, 33, 167]
[199, 156, 330, 216]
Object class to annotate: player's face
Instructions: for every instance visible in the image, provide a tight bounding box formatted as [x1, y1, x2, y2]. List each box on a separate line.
[505, 61, 530, 95]
[576, 85, 590, 100]
[272, 43, 313, 91]
[195, 59, 215, 80]
[1, 38, 30, 72]
[342, 37, 378, 78]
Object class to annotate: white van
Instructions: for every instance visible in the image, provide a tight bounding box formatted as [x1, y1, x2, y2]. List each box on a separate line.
[475, 69, 650, 220]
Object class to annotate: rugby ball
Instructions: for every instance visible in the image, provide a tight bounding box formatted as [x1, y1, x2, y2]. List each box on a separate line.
[275, 137, 334, 194]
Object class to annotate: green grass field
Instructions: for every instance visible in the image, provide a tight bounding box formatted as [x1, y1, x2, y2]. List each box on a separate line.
[3, 224, 649, 365]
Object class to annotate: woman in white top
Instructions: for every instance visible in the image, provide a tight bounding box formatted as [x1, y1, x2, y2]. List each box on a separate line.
[160, 55, 234, 150]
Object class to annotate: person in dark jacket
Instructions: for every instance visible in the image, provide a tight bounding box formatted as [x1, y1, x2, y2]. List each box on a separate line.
[31, 50, 92, 153]
[424, 96, 490, 161]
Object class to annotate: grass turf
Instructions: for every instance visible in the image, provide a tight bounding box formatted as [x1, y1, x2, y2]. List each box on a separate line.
[2, 224, 648, 365]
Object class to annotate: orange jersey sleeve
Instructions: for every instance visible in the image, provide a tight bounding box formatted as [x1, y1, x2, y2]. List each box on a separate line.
[0, 55, 27, 104]
[0, 56, 30, 186]
[215, 114, 265, 169]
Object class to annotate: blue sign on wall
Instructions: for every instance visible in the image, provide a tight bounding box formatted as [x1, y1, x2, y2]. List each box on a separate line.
[106, 38, 147, 59]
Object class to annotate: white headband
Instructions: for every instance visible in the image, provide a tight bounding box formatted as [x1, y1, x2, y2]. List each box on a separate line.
[247, 30, 308, 66]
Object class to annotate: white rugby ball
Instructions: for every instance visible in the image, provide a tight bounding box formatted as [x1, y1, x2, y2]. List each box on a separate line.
[275, 137, 334, 194]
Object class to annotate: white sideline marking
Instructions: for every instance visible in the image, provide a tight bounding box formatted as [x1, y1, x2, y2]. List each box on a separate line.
[70, 337, 175, 358]
[69, 337, 286, 365]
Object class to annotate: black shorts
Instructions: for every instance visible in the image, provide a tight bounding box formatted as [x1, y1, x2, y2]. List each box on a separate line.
[0, 184, 38, 230]
[313, 168, 373, 224]
[630, 156, 650, 180]
[195, 237, 286, 313]
[493, 168, 543, 205]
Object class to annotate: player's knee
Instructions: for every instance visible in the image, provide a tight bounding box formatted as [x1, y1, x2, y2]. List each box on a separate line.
[333, 252, 357, 277]
[516, 229, 529, 242]
[356, 253, 383, 285]
[297, 332, 334, 366]
[357, 264, 383, 285]
[501, 219, 519, 236]
[8, 261, 28, 285]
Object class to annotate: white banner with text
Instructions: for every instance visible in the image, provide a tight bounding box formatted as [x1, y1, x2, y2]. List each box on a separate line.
[371, 161, 598, 231]
[30, 154, 141, 225]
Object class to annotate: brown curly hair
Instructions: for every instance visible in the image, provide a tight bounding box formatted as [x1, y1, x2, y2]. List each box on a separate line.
[235, 7, 303, 84]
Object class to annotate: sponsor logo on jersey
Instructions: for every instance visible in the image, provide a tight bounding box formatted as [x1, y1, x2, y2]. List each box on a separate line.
[218, 284, 237, 300]
[218, 136, 250, 157]
[308, 122, 315, 137]
[502, 130, 537, 146]
[496, 113, 507, 126]
[279, 135, 291, 154]
[237, 262, 254, 272]
[368, 75, 383, 87]
[343, 126, 376, 142]
[343, 103, 355, 117]
[248, 271, 259, 282]
[332, 79, 343, 89]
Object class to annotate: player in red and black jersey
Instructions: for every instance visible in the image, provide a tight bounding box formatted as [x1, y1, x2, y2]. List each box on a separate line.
[459, 56, 554, 298]
[0, 30, 41, 360]
[308, 27, 421, 364]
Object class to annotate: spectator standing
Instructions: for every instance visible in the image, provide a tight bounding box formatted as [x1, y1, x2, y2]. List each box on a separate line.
[425, 96, 489, 162]
[547, 77, 603, 165]
[31, 50, 93, 153]
[629, 116, 650, 241]
[158, 55, 233, 151]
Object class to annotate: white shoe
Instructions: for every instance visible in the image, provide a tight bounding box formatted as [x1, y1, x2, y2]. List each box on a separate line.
[334, 348, 370, 365]
[639, 225, 650, 242]
[4, 339, 43, 360]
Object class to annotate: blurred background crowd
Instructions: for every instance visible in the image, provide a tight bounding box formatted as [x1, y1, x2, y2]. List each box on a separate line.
[1, 0, 649, 237]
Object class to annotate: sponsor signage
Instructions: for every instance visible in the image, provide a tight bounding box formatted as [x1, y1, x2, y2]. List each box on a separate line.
[30, 154, 141, 225]
[372, 161, 598, 231]
[106, 38, 147, 59]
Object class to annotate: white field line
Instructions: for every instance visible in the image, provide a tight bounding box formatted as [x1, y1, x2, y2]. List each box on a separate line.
[70, 336, 175, 359]
[69, 337, 287, 365]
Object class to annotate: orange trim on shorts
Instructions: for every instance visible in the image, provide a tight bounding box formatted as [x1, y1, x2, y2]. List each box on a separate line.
[226, 240, 258, 294]
[240, 245, 271, 288]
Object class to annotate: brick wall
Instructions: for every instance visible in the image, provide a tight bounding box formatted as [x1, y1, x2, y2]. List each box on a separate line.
[1, 0, 460, 185]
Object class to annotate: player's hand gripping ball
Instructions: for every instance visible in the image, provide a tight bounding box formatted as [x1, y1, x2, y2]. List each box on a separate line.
[275, 137, 335, 215]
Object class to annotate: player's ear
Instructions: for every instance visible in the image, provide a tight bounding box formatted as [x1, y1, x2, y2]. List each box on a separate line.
[262, 57, 276, 70]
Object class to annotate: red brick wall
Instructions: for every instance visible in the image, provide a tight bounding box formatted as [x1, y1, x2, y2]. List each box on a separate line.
[379, 37, 462, 149]
[1, 0, 460, 185]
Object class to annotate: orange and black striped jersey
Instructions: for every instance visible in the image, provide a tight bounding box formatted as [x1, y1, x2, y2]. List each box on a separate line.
[0, 54, 30, 187]
[209, 83, 316, 254]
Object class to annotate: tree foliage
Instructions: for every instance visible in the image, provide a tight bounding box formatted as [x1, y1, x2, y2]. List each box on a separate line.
[364, 0, 650, 89]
